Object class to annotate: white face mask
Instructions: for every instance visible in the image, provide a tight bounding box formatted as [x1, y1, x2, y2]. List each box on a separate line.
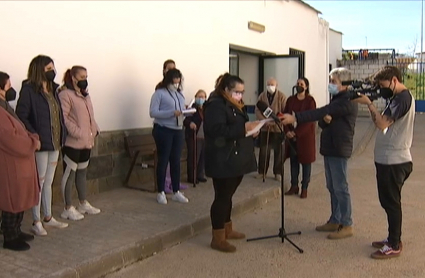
[231, 92, 243, 102]
[173, 83, 179, 90]
[267, 85, 276, 94]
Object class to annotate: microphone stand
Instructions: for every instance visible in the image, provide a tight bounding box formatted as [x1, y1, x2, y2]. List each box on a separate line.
[247, 119, 303, 254]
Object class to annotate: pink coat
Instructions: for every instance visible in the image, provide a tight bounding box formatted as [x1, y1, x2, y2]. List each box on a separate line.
[59, 89, 100, 150]
[0, 107, 40, 213]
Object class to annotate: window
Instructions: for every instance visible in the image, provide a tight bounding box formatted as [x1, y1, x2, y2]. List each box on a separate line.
[289, 48, 305, 77]
[229, 52, 239, 76]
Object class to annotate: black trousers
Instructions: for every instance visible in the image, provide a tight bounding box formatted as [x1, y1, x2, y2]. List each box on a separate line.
[1, 211, 24, 242]
[210, 176, 244, 229]
[375, 162, 413, 249]
[258, 131, 282, 175]
[186, 137, 206, 182]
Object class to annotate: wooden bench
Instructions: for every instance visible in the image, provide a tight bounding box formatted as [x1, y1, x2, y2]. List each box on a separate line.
[124, 134, 188, 192]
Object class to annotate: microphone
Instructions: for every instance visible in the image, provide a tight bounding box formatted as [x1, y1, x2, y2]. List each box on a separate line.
[256, 101, 281, 123]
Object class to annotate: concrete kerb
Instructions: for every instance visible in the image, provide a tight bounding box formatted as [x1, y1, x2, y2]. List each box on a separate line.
[46, 119, 377, 278]
[45, 185, 281, 278]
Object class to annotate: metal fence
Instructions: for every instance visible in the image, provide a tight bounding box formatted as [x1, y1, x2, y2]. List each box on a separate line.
[387, 61, 425, 101]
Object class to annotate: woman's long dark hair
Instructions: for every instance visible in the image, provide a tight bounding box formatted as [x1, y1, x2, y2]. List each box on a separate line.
[298, 77, 310, 95]
[26, 55, 55, 93]
[214, 73, 244, 96]
[158, 68, 183, 92]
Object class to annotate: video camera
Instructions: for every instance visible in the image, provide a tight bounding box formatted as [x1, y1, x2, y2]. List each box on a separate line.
[342, 80, 381, 101]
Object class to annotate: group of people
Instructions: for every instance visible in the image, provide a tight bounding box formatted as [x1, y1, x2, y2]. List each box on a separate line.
[0, 55, 100, 252]
[192, 65, 413, 260]
[1, 56, 413, 261]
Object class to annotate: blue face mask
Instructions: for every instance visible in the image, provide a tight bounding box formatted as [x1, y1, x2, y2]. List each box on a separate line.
[195, 98, 205, 106]
[328, 84, 339, 95]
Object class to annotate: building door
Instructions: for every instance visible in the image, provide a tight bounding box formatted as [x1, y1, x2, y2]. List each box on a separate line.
[259, 55, 300, 97]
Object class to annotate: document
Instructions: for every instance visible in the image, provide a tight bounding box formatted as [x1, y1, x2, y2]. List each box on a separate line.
[245, 118, 274, 137]
[182, 108, 197, 114]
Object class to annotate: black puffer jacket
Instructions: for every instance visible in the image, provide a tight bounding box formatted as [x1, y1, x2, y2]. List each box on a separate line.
[16, 81, 66, 151]
[295, 91, 358, 158]
[203, 94, 257, 179]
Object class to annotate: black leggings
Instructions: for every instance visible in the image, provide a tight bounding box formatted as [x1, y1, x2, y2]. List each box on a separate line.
[210, 176, 243, 229]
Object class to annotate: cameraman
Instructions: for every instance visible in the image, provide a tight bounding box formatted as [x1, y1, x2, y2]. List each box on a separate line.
[281, 68, 358, 240]
[353, 66, 414, 259]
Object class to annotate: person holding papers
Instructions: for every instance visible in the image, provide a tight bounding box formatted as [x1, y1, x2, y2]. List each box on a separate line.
[203, 73, 259, 253]
[149, 68, 189, 205]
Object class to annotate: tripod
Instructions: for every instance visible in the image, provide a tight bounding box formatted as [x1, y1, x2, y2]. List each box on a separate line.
[247, 123, 304, 253]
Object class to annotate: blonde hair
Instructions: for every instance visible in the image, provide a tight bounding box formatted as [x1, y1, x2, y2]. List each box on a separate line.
[195, 89, 207, 98]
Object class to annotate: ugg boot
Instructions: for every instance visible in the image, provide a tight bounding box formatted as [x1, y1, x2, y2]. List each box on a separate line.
[211, 229, 236, 252]
[285, 186, 299, 195]
[300, 189, 307, 199]
[224, 221, 245, 239]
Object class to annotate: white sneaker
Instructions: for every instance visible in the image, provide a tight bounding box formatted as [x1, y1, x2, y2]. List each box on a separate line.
[157, 192, 168, 205]
[275, 174, 282, 182]
[31, 222, 47, 236]
[172, 191, 189, 203]
[43, 217, 68, 229]
[61, 206, 84, 221]
[77, 201, 101, 215]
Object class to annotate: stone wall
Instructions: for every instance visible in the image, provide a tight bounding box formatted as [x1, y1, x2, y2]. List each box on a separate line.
[337, 54, 391, 114]
[51, 128, 188, 204]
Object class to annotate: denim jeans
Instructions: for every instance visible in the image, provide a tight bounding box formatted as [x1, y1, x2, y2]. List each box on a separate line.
[289, 141, 312, 189]
[33, 151, 59, 222]
[152, 124, 184, 193]
[324, 156, 352, 226]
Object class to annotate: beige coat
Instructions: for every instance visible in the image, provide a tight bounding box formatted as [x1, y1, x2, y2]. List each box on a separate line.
[0, 106, 40, 213]
[255, 90, 287, 133]
[59, 89, 100, 150]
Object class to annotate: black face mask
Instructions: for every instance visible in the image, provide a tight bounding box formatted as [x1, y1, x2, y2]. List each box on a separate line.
[380, 82, 394, 99]
[77, 80, 88, 90]
[5, 87, 17, 102]
[296, 85, 304, 94]
[45, 70, 56, 82]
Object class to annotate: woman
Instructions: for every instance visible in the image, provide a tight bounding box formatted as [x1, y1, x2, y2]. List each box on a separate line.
[155, 59, 176, 90]
[204, 73, 259, 252]
[183, 89, 207, 184]
[0, 72, 40, 251]
[58, 66, 101, 221]
[150, 68, 189, 205]
[16, 55, 69, 236]
[283, 77, 316, 198]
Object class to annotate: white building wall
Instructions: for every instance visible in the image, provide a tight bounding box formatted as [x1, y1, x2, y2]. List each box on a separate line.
[329, 29, 343, 71]
[1, 0, 331, 131]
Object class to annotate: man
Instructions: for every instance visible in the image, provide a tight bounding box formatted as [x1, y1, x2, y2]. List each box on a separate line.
[281, 68, 358, 240]
[353, 66, 414, 259]
[255, 77, 286, 181]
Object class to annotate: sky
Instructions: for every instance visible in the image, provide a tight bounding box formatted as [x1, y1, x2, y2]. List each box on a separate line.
[304, 0, 423, 55]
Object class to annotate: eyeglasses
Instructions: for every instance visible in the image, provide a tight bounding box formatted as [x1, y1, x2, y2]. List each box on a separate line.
[232, 91, 244, 95]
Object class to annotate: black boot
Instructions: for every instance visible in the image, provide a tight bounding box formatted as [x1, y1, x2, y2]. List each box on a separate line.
[3, 238, 30, 251]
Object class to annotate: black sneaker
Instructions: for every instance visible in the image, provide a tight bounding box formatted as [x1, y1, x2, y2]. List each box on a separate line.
[3, 239, 30, 251]
[19, 232, 34, 242]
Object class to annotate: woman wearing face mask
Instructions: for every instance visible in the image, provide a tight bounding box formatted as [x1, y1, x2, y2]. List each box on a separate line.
[150, 68, 189, 205]
[58, 66, 101, 221]
[0, 72, 40, 251]
[203, 73, 259, 253]
[183, 89, 208, 184]
[16, 55, 69, 236]
[283, 77, 316, 199]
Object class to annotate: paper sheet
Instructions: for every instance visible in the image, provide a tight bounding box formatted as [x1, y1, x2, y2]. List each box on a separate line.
[182, 108, 196, 114]
[245, 118, 274, 137]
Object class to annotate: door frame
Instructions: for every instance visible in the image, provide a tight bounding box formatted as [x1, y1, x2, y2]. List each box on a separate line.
[259, 55, 301, 94]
